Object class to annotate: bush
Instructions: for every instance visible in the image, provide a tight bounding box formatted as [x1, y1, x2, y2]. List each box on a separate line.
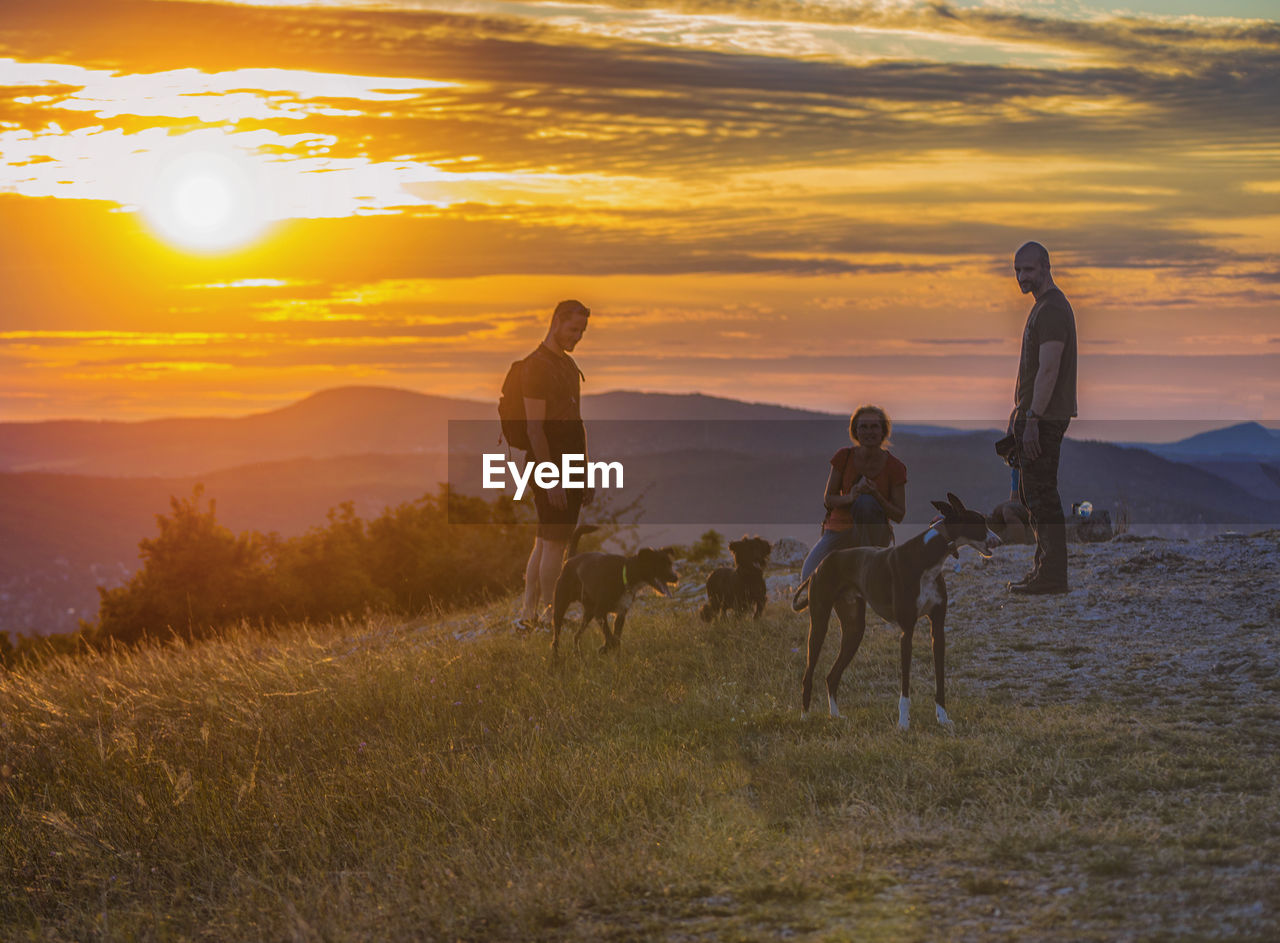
[272, 503, 390, 622]
[85, 486, 536, 648]
[93, 486, 273, 645]
[683, 529, 725, 562]
[366, 489, 527, 614]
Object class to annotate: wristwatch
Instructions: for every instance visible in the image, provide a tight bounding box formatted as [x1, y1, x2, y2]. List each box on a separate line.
[1026, 409, 1041, 420]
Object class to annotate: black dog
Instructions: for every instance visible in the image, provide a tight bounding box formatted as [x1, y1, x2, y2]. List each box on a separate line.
[700, 536, 771, 621]
[552, 530, 679, 655]
[792, 494, 999, 730]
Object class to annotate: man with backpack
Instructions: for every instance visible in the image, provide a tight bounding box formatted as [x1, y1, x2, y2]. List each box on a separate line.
[505, 299, 592, 631]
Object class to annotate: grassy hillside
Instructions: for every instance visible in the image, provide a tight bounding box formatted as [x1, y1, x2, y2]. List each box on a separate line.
[2, 535, 1278, 940]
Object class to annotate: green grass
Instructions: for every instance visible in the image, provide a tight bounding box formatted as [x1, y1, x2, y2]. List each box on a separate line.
[2, 602, 1277, 941]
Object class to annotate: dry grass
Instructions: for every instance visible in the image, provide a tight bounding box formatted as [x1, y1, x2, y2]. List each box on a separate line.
[2, 582, 1277, 941]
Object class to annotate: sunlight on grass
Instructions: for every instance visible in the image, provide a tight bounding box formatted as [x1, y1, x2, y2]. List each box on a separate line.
[2, 601, 1277, 939]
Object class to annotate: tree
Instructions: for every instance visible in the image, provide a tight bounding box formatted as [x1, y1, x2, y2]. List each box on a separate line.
[685, 530, 725, 562]
[272, 503, 390, 621]
[93, 486, 271, 644]
[367, 487, 528, 614]
[82, 484, 550, 653]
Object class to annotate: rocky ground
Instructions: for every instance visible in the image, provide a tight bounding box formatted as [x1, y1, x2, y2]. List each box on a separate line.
[426, 531, 1280, 712]
[905, 530, 1279, 709]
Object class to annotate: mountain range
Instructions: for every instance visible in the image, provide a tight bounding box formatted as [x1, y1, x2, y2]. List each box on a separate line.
[1144, 421, 1280, 460]
[2, 386, 1277, 637]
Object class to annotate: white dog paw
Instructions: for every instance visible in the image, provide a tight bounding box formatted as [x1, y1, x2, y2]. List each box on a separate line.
[898, 696, 910, 730]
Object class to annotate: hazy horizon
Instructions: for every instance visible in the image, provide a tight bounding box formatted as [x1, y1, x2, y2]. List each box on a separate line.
[2, 383, 1276, 446]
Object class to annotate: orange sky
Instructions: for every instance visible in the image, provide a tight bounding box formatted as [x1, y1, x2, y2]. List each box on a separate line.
[0, 0, 1276, 426]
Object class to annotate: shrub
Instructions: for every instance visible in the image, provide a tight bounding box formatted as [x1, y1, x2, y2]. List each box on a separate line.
[272, 503, 390, 622]
[93, 486, 273, 645]
[85, 486, 535, 648]
[684, 529, 725, 562]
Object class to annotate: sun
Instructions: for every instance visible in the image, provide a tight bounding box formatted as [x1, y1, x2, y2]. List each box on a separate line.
[141, 149, 268, 251]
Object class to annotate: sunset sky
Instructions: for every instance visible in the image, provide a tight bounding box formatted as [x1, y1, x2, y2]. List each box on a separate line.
[1, 0, 1276, 426]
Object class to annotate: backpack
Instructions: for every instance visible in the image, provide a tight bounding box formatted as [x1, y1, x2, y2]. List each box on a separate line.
[497, 347, 584, 453]
[498, 355, 534, 453]
[1078, 508, 1113, 543]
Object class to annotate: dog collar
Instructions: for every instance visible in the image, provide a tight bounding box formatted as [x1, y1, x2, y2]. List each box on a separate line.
[924, 516, 947, 545]
[925, 518, 960, 558]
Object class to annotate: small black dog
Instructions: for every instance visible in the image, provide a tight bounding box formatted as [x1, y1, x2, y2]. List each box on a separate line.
[552, 531, 679, 655]
[699, 535, 771, 622]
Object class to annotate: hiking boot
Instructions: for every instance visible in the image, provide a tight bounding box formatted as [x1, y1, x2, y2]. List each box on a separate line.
[1009, 578, 1069, 596]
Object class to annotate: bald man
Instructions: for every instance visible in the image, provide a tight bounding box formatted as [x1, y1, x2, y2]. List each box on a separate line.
[1007, 242, 1077, 596]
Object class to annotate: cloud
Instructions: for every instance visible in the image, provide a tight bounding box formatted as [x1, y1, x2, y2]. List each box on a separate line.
[2, 184, 1275, 321]
[514, 0, 1280, 67]
[0, 1, 1276, 420]
[2, 1, 1276, 181]
[2, 0, 1275, 274]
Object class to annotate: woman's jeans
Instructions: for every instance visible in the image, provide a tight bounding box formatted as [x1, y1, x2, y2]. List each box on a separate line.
[800, 494, 891, 582]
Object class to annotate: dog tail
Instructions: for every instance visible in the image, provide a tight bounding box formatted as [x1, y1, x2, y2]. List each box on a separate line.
[791, 576, 812, 613]
[565, 524, 599, 558]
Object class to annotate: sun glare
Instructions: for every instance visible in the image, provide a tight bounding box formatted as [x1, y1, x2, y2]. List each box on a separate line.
[142, 149, 268, 251]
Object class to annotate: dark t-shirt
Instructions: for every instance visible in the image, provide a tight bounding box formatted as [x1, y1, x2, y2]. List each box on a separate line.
[1015, 287, 1078, 419]
[522, 344, 585, 457]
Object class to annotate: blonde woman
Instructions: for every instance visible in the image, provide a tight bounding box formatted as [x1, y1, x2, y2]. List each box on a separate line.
[799, 404, 907, 583]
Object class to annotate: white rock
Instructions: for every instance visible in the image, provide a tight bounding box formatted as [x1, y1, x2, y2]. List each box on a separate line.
[769, 537, 810, 568]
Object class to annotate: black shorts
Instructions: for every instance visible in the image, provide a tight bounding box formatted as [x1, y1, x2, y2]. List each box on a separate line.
[532, 484, 584, 543]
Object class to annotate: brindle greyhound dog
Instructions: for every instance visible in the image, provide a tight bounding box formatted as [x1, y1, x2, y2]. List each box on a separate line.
[791, 493, 1000, 729]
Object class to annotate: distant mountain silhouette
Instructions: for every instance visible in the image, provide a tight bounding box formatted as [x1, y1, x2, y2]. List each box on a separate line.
[582, 391, 837, 421]
[453, 432, 1280, 529]
[1170, 459, 1280, 503]
[0, 387, 489, 477]
[0, 385, 981, 477]
[1125, 422, 1280, 502]
[3, 386, 1277, 638]
[14, 384, 1271, 478]
[1145, 421, 1280, 460]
